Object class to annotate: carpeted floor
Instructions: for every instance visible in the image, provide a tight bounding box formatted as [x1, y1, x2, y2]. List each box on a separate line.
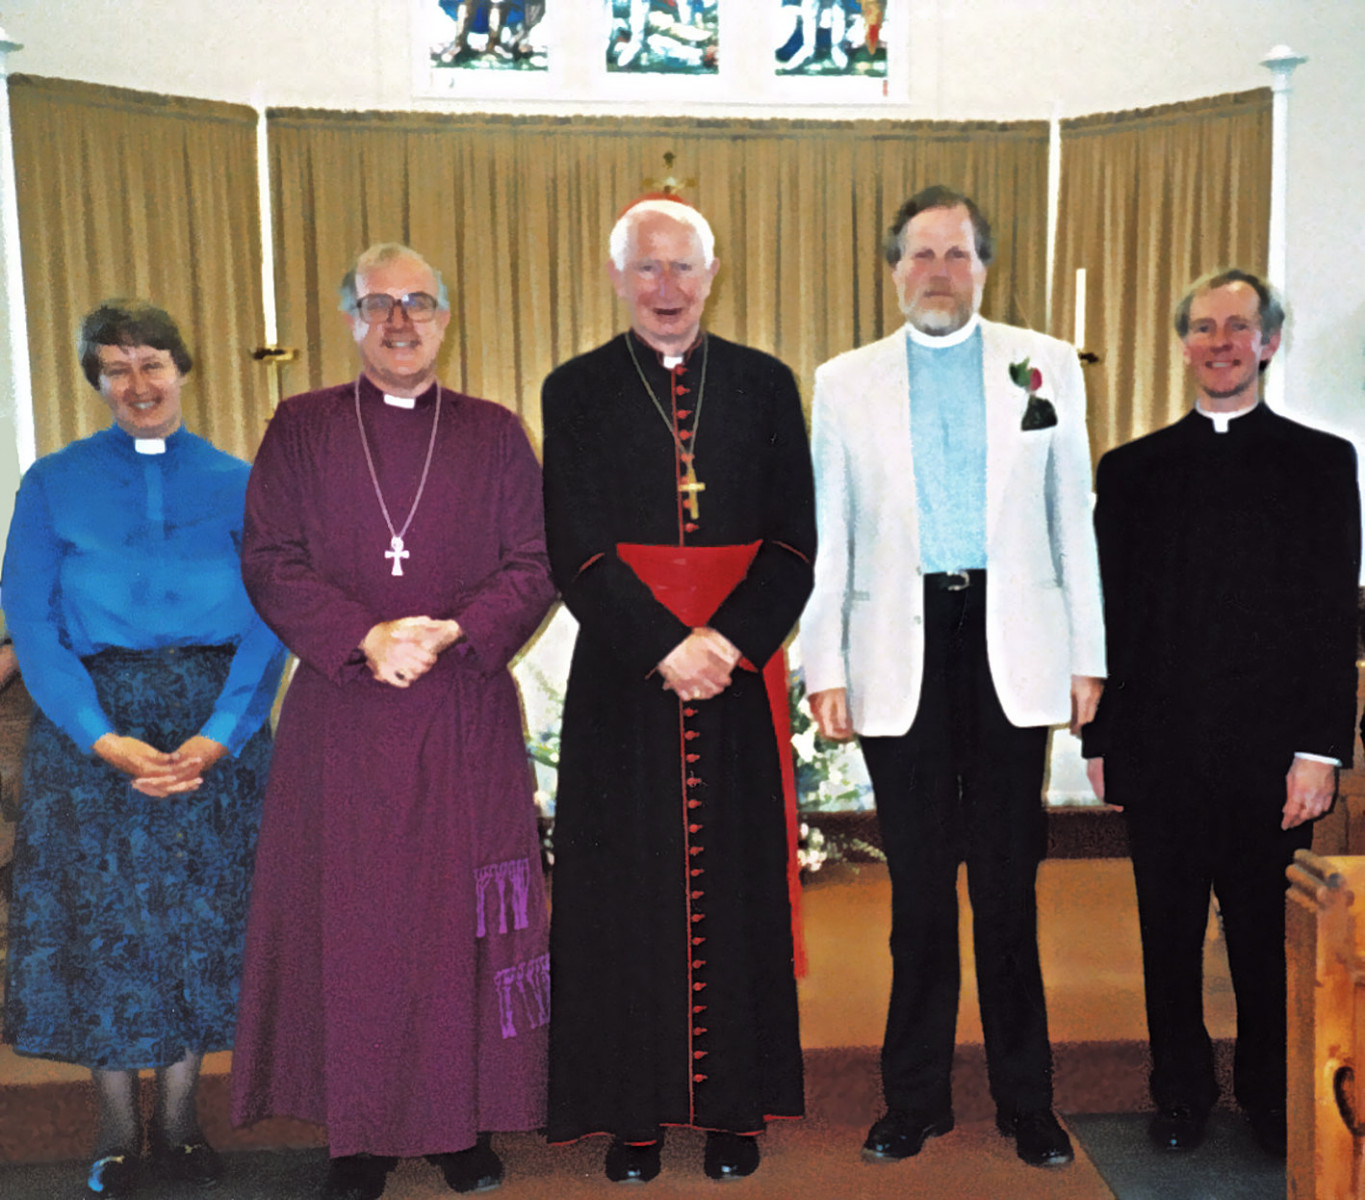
[1068, 1112, 1285, 1200]
[0, 1117, 1121, 1200]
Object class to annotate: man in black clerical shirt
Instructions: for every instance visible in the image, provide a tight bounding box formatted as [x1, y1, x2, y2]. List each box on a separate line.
[1084, 269, 1361, 1158]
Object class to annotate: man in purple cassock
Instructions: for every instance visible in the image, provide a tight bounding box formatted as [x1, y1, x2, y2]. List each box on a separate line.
[230, 243, 555, 1200]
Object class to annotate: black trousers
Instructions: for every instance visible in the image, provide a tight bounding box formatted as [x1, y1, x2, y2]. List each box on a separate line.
[1118, 750, 1312, 1115]
[859, 576, 1052, 1117]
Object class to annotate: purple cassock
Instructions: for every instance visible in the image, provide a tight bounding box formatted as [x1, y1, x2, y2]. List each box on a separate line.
[229, 376, 554, 1158]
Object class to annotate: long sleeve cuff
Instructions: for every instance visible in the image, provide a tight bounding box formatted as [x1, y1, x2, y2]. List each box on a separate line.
[1295, 750, 1342, 767]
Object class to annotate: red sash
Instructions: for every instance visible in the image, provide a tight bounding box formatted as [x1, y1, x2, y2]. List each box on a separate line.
[616, 541, 806, 978]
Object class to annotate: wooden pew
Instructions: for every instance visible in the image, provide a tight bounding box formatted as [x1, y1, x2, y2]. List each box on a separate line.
[1287, 851, 1365, 1198]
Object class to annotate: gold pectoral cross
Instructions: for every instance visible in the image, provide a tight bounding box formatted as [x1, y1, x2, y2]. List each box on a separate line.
[679, 461, 706, 521]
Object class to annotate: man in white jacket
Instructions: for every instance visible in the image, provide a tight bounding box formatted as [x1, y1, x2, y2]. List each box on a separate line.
[802, 185, 1105, 1170]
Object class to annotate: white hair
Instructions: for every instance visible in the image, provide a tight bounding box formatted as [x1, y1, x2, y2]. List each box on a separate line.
[608, 199, 716, 270]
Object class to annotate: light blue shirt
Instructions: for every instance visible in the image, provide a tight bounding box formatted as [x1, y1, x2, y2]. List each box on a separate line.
[2, 425, 285, 753]
[907, 318, 987, 573]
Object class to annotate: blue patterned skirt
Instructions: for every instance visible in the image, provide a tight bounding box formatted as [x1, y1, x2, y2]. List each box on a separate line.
[4, 646, 272, 1070]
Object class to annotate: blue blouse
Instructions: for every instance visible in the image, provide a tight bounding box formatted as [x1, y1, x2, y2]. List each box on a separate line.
[2, 425, 285, 754]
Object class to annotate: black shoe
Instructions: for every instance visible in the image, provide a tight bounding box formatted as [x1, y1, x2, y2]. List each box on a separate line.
[1147, 1104, 1210, 1151]
[1245, 1107, 1287, 1158]
[427, 1134, 504, 1194]
[997, 1109, 1074, 1167]
[703, 1132, 759, 1180]
[149, 1136, 223, 1186]
[604, 1138, 661, 1184]
[87, 1153, 138, 1198]
[322, 1154, 398, 1200]
[861, 1108, 954, 1161]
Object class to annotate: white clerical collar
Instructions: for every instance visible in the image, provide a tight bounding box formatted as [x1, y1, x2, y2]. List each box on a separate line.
[905, 312, 981, 349]
[1196, 398, 1259, 434]
[383, 393, 416, 409]
[661, 354, 684, 369]
[134, 438, 166, 455]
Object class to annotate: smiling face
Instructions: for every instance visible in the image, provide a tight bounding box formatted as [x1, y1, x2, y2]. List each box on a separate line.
[609, 211, 719, 356]
[1180, 281, 1279, 411]
[347, 254, 451, 397]
[97, 344, 184, 439]
[890, 204, 988, 335]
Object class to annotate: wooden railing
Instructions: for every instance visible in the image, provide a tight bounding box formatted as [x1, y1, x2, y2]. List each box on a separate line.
[1287, 851, 1365, 1198]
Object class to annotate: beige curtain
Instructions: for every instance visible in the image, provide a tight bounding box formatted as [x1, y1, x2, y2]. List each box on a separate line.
[9, 75, 269, 460]
[1051, 90, 1272, 463]
[268, 110, 1050, 444]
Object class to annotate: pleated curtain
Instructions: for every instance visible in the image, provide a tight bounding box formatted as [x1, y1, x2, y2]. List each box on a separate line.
[267, 109, 1050, 444]
[1052, 89, 1272, 464]
[9, 75, 269, 460]
[8, 75, 1268, 467]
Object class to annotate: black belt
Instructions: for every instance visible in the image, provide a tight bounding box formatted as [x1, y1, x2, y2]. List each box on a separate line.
[924, 569, 985, 592]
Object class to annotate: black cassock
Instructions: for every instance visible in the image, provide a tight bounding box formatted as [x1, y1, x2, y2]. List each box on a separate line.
[542, 331, 815, 1141]
[1085, 402, 1360, 1115]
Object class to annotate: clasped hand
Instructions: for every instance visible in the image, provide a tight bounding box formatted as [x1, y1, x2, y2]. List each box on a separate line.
[658, 627, 741, 702]
[361, 616, 463, 688]
[92, 732, 228, 798]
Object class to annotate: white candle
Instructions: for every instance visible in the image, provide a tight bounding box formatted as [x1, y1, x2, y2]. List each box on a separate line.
[1074, 267, 1086, 349]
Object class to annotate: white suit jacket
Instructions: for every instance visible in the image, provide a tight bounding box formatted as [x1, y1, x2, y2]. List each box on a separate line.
[801, 318, 1106, 735]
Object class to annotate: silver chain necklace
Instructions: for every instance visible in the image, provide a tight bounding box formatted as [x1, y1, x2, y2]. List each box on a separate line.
[623, 332, 709, 520]
[354, 376, 442, 576]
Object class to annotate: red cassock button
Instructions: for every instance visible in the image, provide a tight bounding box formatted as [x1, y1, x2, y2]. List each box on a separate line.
[686, 754, 700, 763]
[693, 1050, 708, 1059]
[693, 981, 707, 991]
[693, 1026, 707, 1036]
[687, 799, 701, 810]
[688, 823, 701, 834]
[693, 1073, 707, 1082]
[685, 730, 699, 741]
[690, 868, 704, 877]
[684, 522, 699, 532]
[691, 959, 705, 969]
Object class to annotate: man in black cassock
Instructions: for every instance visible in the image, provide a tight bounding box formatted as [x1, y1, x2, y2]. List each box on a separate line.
[1083, 269, 1361, 1159]
[542, 196, 814, 1183]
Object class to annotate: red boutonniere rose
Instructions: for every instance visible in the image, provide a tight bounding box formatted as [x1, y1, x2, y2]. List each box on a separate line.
[1009, 357, 1058, 431]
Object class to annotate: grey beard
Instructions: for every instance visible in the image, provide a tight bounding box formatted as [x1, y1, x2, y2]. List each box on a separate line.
[910, 307, 970, 336]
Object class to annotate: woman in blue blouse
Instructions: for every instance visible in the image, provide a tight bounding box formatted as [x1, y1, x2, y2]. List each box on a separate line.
[2, 301, 285, 1198]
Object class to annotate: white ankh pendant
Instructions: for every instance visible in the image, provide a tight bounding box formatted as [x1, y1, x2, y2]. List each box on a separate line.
[385, 535, 410, 576]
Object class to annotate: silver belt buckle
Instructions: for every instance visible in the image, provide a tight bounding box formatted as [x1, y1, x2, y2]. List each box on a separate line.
[945, 570, 971, 591]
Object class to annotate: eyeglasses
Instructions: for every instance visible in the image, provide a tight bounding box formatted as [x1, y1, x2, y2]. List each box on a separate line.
[354, 292, 441, 323]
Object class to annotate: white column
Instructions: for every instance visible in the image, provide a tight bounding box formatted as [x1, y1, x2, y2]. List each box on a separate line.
[1259, 43, 1307, 412]
[253, 84, 278, 349]
[1044, 101, 1061, 331]
[0, 24, 33, 480]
